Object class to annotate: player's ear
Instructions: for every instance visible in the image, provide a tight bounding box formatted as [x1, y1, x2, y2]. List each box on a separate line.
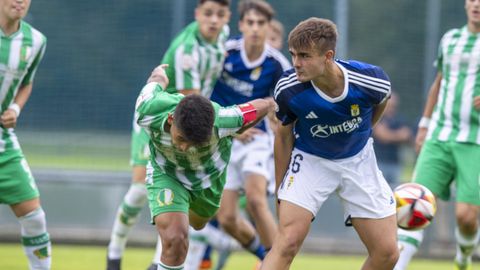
[325, 50, 335, 62]
[167, 114, 174, 125]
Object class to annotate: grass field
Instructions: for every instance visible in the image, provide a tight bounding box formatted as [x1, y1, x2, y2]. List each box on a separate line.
[1, 243, 478, 270]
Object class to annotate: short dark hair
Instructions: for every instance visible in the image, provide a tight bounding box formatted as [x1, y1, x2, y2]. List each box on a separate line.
[238, 0, 274, 21]
[174, 95, 215, 145]
[288, 17, 337, 54]
[198, 0, 230, 7]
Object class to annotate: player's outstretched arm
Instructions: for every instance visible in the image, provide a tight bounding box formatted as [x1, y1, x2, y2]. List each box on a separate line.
[236, 98, 275, 134]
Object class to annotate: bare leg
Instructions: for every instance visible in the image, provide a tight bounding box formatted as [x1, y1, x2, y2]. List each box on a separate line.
[260, 201, 312, 270]
[352, 215, 399, 270]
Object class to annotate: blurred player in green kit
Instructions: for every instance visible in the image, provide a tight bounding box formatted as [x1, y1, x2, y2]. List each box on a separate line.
[0, 0, 50, 269]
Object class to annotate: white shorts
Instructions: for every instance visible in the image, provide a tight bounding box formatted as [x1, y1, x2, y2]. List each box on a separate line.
[224, 133, 273, 192]
[277, 139, 396, 223]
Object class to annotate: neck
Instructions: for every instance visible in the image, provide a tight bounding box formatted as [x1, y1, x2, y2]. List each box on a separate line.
[244, 42, 264, 62]
[312, 63, 344, 98]
[468, 21, 480, 33]
[0, 17, 21, 36]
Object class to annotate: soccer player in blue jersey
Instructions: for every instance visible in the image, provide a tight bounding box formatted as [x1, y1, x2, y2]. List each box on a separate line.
[260, 18, 399, 270]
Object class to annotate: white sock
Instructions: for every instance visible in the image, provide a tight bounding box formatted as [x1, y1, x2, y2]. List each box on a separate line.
[394, 228, 424, 270]
[157, 261, 184, 270]
[19, 207, 51, 270]
[455, 227, 480, 264]
[184, 232, 208, 270]
[192, 223, 240, 251]
[108, 183, 147, 259]
[152, 235, 163, 264]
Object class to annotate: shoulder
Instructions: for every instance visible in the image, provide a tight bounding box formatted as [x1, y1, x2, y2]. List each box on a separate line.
[265, 45, 291, 71]
[225, 36, 242, 52]
[274, 69, 306, 100]
[21, 21, 47, 46]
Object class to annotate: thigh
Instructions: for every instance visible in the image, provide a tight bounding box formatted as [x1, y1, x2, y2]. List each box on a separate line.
[277, 200, 313, 249]
[453, 143, 480, 205]
[352, 214, 397, 254]
[414, 140, 455, 201]
[277, 148, 338, 217]
[146, 169, 191, 223]
[0, 150, 39, 205]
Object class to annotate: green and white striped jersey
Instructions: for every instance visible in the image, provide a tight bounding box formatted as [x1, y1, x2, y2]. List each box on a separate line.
[161, 22, 229, 98]
[0, 21, 47, 152]
[427, 26, 480, 144]
[136, 82, 245, 191]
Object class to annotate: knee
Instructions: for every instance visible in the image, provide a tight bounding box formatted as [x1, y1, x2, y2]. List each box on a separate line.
[456, 210, 478, 232]
[276, 233, 302, 260]
[246, 194, 267, 216]
[19, 208, 47, 236]
[217, 212, 237, 230]
[371, 244, 399, 267]
[160, 228, 189, 259]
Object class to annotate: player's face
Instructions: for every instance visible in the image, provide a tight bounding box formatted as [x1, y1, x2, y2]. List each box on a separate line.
[289, 47, 329, 82]
[466, 0, 480, 27]
[0, 0, 31, 22]
[169, 123, 194, 152]
[267, 28, 283, 50]
[195, 1, 231, 43]
[239, 10, 269, 48]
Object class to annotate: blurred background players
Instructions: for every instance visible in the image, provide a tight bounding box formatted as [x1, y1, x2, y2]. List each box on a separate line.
[266, 19, 284, 50]
[372, 92, 413, 187]
[0, 0, 50, 269]
[106, 1, 231, 269]
[262, 17, 398, 270]
[394, 1, 480, 270]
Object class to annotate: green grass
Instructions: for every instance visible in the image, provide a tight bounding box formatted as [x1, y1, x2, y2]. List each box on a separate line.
[1, 243, 478, 270]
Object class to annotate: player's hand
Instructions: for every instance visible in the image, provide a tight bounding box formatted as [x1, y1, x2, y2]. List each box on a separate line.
[147, 64, 169, 89]
[235, 127, 263, 143]
[474, 96, 480, 111]
[0, 109, 18, 128]
[415, 127, 428, 154]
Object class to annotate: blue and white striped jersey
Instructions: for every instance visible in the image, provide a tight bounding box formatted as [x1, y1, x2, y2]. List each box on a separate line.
[211, 36, 291, 131]
[274, 60, 391, 159]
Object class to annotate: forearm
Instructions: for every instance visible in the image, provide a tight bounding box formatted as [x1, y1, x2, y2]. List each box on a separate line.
[274, 124, 294, 193]
[13, 83, 33, 110]
[422, 73, 442, 118]
[237, 98, 274, 133]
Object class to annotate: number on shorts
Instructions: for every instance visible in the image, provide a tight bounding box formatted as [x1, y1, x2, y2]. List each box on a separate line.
[291, 153, 303, 173]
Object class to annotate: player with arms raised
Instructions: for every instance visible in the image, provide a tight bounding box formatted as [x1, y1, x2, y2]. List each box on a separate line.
[261, 18, 399, 270]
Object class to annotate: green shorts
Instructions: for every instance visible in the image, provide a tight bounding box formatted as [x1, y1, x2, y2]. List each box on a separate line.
[146, 168, 226, 222]
[130, 127, 150, 166]
[0, 149, 39, 205]
[414, 140, 480, 205]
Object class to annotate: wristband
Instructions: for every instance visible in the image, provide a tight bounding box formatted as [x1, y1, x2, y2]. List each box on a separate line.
[418, 116, 430, 128]
[8, 103, 21, 117]
[238, 103, 257, 125]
